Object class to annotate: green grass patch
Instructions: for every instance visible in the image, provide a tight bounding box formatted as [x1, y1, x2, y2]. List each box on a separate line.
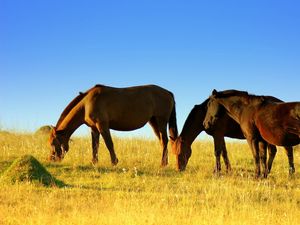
[0, 154, 65, 187]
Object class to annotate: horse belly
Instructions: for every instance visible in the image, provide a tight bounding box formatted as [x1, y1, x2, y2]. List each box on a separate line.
[258, 121, 299, 146]
[108, 109, 151, 131]
[256, 109, 300, 146]
[109, 119, 148, 131]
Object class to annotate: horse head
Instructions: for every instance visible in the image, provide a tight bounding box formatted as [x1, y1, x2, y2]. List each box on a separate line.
[203, 89, 222, 130]
[171, 136, 191, 171]
[48, 128, 69, 161]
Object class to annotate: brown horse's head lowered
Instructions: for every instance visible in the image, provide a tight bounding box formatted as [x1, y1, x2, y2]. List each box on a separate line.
[48, 128, 69, 161]
[171, 136, 191, 171]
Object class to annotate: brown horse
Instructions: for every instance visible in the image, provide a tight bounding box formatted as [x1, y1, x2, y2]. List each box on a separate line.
[49, 84, 178, 166]
[171, 98, 295, 174]
[204, 89, 299, 178]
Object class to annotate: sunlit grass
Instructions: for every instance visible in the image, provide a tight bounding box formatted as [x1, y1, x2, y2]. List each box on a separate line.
[0, 132, 299, 225]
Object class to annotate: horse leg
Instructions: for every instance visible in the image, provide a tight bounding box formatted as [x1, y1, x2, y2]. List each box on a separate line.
[154, 118, 169, 167]
[247, 138, 261, 178]
[283, 146, 295, 174]
[213, 137, 222, 174]
[149, 118, 160, 140]
[96, 123, 119, 166]
[149, 119, 168, 167]
[267, 144, 277, 173]
[159, 129, 169, 167]
[91, 128, 100, 165]
[259, 141, 268, 178]
[149, 118, 168, 167]
[220, 138, 232, 172]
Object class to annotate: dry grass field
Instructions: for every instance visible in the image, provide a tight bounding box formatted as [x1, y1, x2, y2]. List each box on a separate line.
[0, 131, 299, 225]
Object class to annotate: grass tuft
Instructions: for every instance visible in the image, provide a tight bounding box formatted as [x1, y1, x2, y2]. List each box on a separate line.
[0, 154, 64, 187]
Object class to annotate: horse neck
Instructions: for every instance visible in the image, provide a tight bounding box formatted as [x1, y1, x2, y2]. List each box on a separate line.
[180, 105, 205, 146]
[56, 103, 85, 140]
[218, 98, 241, 124]
[218, 96, 254, 124]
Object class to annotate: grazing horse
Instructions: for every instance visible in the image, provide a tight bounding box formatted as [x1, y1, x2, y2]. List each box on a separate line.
[49, 84, 178, 167]
[171, 98, 295, 174]
[204, 89, 299, 178]
[171, 99, 244, 172]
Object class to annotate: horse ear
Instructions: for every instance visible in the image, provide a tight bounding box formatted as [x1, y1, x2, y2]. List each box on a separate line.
[212, 89, 218, 95]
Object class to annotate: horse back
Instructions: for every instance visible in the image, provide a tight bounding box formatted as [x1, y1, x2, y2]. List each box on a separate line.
[84, 85, 175, 127]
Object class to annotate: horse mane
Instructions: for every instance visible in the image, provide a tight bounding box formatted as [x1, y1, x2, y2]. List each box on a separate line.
[214, 89, 249, 98]
[180, 99, 209, 135]
[215, 90, 283, 104]
[55, 84, 104, 128]
[55, 93, 86, 128]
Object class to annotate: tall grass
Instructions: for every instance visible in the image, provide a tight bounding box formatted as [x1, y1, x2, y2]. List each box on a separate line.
[0, 132, 299, 225]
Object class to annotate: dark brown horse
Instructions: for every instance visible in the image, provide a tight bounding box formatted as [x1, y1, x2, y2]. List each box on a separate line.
[171, 99, 243, 172]
[171, 98, 295, 174]
[49, 84, 178, 166]
[204, 89, 299, 178]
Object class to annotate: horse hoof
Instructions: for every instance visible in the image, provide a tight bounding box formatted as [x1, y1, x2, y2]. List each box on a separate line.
[160, 162, 168, 168]
[92, 159, 98, 165]
[112, 158, 119, 166]
[213, 166, 221, 175]
[289, 167, 295, 174]
[226, 167, 232, 174]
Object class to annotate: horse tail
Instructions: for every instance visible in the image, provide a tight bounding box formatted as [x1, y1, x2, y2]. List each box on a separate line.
[168, 93, 178, 140]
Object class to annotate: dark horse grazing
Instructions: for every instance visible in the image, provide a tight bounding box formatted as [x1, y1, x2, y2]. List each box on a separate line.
[171, 98, 295, 174]
[49, 84, 178, 167]
[204, 89, 299, 178]
[171, 99, 243, 172]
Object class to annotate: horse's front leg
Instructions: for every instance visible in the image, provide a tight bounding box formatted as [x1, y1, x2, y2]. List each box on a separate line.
[97, 123, 119, 166]
[213, 137, 223, 174]
[91, 128, 100, 165]
[220, 138, 232, 172]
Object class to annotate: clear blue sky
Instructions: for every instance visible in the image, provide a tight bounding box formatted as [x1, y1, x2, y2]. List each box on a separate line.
[1, 0, 300, 137]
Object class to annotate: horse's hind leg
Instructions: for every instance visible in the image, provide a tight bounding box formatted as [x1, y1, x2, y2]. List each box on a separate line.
[159, 129, 169, 167]
[267, 144, 277, 173]
[150, 118, 169, 167]
[247, 138, 261, 178]
[96, 123, 119, 166]
[91, 128, 100, 165]
[284, 146, 295, 174]
[259, 141, 268, 178]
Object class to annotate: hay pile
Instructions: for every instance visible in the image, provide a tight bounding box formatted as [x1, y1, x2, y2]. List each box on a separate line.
[35, 125, 53, 136]
[0, 155, 64, 187]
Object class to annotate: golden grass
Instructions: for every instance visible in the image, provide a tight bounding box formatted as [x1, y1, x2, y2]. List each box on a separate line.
[0, 132, 299, 225]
